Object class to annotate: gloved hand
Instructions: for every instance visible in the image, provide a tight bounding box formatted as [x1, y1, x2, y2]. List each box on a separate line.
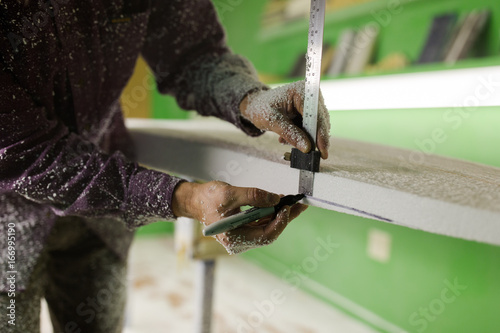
[239, 80, 331, 159]
[172, 181, 307, 254]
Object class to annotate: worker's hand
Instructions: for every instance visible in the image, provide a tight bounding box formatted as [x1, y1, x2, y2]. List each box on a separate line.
[172, 181, 307, 254]
[240, 80, 331, 159]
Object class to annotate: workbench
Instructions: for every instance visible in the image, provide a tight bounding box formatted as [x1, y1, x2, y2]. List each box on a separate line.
[127, 117, 500, 247]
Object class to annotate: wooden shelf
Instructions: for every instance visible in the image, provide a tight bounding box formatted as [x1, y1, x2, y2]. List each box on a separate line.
[254, 0, 500, 82]
[259, 0, 418, 41]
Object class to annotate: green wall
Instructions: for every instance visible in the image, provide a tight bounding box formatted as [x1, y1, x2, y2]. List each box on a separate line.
[227, 0, 500, 79]
[212, 0, 500, 332]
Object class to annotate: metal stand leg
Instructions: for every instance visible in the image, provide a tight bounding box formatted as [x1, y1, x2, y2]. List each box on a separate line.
[194, 259, 216, 333]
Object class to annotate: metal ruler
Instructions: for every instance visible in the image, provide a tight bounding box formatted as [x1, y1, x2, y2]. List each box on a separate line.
[298, 0, 326, 196]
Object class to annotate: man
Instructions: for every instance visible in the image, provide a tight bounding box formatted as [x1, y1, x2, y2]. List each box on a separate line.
[0, 0, 330, 332]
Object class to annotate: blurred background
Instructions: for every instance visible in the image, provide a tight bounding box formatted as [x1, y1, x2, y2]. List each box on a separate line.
[111, 0, 500, 332]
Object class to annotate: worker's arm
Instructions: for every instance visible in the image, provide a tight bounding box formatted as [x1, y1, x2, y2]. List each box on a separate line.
[0, 68, 186, 228]
[141, 0, 330, 158]
[141, 0, 266, 136]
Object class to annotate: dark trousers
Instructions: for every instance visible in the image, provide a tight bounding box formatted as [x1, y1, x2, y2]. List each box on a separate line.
[0, 217, 128, 333]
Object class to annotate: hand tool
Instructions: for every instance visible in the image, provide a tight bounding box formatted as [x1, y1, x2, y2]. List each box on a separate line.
[289, 0, 326, 196]
[202, 194, 305, 236]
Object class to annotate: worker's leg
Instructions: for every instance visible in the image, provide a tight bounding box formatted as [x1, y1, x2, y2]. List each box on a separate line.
[44, 217, 128, 333]
[0, 251, 48, 333]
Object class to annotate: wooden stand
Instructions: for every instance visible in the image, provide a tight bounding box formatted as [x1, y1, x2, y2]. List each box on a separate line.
[175, 216, 227, 333]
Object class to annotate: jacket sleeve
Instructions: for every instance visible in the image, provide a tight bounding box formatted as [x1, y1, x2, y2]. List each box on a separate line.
[141, 0, 268, 136]
[0, 68, 184, 229]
